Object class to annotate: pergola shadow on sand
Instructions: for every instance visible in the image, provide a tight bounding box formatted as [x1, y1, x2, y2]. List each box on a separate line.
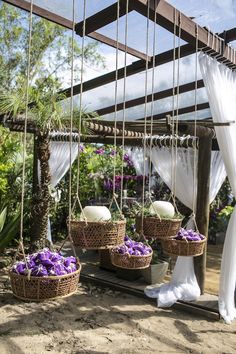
[1, 0, 236, 307]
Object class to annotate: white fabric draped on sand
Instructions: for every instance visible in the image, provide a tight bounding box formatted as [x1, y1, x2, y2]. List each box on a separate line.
[38, 138, 78, 242]
[145, 147, 226, 307]
[199, 53, 236, 323]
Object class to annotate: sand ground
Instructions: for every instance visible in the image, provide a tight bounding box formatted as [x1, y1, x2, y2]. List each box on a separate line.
[0, 267, 236, 354]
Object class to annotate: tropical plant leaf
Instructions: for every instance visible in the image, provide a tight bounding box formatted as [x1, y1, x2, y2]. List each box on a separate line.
[0, 212, 20, 249]
[0, 207, 7, 233]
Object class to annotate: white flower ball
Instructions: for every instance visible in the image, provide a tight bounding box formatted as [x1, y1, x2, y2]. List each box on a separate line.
[149, 201, 175, 218]
[81, 206, 111, 222]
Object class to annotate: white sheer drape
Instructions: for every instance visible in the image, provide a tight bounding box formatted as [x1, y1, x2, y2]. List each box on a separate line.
[126, 147, 150, 176]
[199, 53, 236, 323]
[145, 147, 226, 307]
[37, 138, 78, 242]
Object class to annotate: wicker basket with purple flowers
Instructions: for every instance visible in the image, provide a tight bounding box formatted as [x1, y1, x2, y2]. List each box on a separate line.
[110, 236, 153, 270]
[161, 228, 206, 257]
[9, 248, 81, 301]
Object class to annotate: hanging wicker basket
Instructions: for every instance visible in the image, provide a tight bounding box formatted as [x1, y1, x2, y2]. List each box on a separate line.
[135, 215, 183, 239]
[9, 263, 81, 301]
[161, 237, 206, 257]
[69, 219, 126, 249]
[110, 249, 153, 270]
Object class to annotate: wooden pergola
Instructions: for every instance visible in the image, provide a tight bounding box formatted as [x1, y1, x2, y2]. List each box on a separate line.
[2, 0, 236, 295]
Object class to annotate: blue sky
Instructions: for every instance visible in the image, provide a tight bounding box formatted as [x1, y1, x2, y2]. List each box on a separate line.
[17, 1, 236, 120]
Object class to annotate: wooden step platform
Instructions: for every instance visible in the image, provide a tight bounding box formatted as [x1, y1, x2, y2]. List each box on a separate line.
[64, 247, 220, 320]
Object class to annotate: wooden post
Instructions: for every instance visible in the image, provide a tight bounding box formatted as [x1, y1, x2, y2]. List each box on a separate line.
[194, 134, 213, 294]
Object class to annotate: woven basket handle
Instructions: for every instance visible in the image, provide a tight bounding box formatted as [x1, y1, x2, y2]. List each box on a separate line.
[109, 193, 125, 220]
[72, 195, 88, 224]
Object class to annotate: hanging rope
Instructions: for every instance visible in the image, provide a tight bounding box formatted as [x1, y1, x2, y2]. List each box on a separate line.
[148, 0, 157, 196]
[72, 0, 87, 222]
[12, 0, 34, 267]
[120, 0, 129, 211]
[63, 0, 77, 257]
[109, 0, 123, 219]
[170, 8, 177, 209]
[140, 1, 150, 237]
[191, 24, 199, 232]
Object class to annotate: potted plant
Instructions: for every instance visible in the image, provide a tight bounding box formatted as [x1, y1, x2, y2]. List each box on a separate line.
[141, 248, 169, 285]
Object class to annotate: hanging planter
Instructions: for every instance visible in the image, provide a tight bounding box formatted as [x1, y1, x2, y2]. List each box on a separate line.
[161, 228, 206, 257]
[9, 249, 81, 301]
[110, 236, 153, 270]
[69, 205, 126, 250]
[136, 215, 183, 239]
[135, 201, 183, 239]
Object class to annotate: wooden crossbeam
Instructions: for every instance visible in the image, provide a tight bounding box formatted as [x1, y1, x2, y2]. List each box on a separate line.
[137, 102, 210, 121]
[62, 43, 195, 97]
[132, 0, 236, 66]
[86, 31, 151, 62]
[75, 2, 131, 36]
[96, 79, 205, 116]
[219, 27, 236, 44]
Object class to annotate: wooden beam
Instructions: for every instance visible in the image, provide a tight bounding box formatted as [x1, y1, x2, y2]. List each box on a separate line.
[75, 2, 131, 36]
[2, 0, 74, 29]
[133, 0, 236, 66]
[138, 102, 210, 121]
[219, 27, 236, 44]
[194, 135, 213, 294]
[87, 31, 151, 62]
[62, 43, 195, 97]
[96, 79, 205, 117]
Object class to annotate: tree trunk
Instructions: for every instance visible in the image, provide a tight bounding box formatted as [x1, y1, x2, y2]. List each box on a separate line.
[30, 133, 51, 251]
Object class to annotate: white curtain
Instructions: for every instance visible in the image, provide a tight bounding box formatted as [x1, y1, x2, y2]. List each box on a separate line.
[199, 53, 236, 323]
[126, 147, 150, 176]
[145, 147, 226, 307]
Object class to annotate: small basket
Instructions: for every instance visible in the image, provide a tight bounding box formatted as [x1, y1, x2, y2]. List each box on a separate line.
[69, 219, 126, 250]
[161, 237, 206, 257]
[110, 250, 153, 270]
[9, 263, 81, 301]
[135, 216, 182, 239]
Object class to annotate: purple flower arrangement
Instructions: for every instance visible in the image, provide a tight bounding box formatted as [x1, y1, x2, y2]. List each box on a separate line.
[174, 228, 205, 242]
[11, 248, 77, 277]
[112, 236, 152, 256]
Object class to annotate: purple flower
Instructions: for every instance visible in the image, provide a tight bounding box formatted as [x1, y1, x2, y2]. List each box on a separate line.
[11, 249, 78, 277]
[123, 153, 134, 167]
[79, 144, 84, 152]
[31, 265, 48, 277]
[64, 256, 77, 267]
[103, 178, 113, 191]
[110, 150, 116, 156]
[95, 148, 105, 155]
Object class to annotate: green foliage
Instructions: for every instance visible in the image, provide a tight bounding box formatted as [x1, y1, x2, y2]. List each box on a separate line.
[0, 2, 105, 91]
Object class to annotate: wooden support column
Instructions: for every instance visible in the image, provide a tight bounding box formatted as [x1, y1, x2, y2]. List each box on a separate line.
[194, 134, 213, 294]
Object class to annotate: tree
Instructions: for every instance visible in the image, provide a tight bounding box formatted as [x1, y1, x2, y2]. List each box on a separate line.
[0, 1, 105, 250]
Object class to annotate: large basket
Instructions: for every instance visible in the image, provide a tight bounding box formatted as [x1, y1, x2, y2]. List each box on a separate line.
[136, 216, 182, 239]
[161, 237, 206, 257]
[110, 250, 153, 270]
[9, 263, 81, 301]
[69, 219, 126, 249]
